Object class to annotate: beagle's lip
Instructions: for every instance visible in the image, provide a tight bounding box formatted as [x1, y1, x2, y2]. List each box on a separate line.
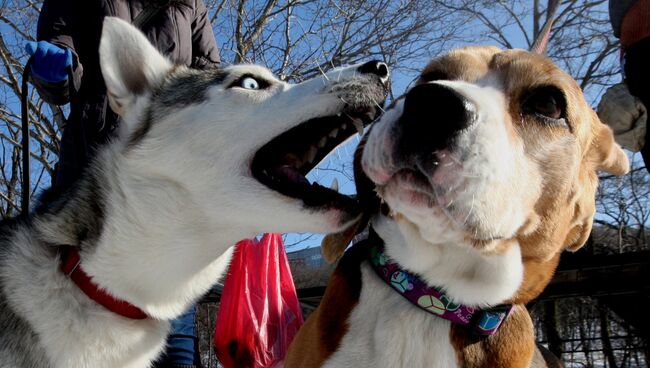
[376, 168, 435, 201]
[363, 166, 394, 186]
[468, 235, 506, 247]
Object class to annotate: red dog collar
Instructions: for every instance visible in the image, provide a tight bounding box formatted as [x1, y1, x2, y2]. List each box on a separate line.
[59, 246, 148, 320]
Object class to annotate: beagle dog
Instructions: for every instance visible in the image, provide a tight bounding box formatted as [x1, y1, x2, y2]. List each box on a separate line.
[285, 46, 629, 368]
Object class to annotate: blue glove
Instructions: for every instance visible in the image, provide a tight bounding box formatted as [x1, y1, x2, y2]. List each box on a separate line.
[25, 41, 73, 83]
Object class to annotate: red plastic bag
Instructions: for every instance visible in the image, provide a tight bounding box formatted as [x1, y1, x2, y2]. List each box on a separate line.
[214, 233, 304, 368]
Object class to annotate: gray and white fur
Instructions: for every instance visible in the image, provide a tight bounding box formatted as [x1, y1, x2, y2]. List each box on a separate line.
[0, 17, 386, 368]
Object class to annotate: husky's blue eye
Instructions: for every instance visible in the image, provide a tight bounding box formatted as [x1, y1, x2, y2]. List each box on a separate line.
[228, 75, 271, 90]
[240, 77, 260, 90]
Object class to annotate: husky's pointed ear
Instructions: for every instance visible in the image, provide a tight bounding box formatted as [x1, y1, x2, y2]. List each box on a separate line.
[99, 17, 172, 115]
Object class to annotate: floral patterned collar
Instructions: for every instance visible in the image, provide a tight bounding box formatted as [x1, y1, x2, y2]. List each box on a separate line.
[367, 232, 512, 336]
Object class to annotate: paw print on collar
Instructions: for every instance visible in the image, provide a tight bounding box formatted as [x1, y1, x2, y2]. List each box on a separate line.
[390, 271, 414, 293]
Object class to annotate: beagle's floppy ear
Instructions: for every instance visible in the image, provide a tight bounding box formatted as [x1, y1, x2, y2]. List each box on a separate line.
[564, 192, 596, 252]
[589, 113, 630, 176]
[321, 219, 366, 263]
[563, 114, 629, 253]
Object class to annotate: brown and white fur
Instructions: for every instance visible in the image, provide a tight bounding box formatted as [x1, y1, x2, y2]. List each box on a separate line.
[285, 46, 629, 368]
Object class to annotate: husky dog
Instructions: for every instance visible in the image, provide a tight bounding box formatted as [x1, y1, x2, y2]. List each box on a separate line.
[0, 17, 387, 368]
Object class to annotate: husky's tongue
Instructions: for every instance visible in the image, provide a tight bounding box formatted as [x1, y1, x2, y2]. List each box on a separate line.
[250, 106, 382, 213]
[272, 165, 310, 186]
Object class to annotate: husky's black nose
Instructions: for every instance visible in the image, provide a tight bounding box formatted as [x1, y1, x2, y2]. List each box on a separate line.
[358, 60, 389, 83]
[398, 82, 477, 155]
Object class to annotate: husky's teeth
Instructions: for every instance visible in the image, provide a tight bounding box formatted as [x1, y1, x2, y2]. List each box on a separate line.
[306, 146, 318, 163]
[352, 119, 364, 135]
[337, 112, 342, 117]
[329, 128, 339, 138]
[330, 178, 339, 192]
[341, 123, 347, 130]
[318, 137, 328, 148]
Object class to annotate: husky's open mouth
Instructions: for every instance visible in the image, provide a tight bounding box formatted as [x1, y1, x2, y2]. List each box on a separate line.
[251, 105, 380, 212]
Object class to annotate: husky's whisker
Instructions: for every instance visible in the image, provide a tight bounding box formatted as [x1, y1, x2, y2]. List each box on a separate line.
[316, 62, 330, 82]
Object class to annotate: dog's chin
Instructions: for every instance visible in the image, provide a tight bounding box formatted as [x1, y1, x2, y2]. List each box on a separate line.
[378, 169, 512, 249]
[251, 103, 381, 218]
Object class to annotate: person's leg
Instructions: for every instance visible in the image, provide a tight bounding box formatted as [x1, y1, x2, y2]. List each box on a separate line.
[154, 304, 201, 368]
[623, 37, 650, 172]
[624, 37, 650, 357]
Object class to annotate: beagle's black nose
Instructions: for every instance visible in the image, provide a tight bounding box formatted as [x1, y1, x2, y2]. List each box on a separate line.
[358, 60, 390, 83]
[398, 83, 476, 154]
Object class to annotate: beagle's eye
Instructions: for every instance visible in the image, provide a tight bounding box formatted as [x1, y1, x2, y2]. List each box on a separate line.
[523, 86, 566, 121]
[239, 77, 260, 90]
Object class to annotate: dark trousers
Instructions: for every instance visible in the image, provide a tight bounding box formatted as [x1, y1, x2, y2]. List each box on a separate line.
[623, 37, 650, 173]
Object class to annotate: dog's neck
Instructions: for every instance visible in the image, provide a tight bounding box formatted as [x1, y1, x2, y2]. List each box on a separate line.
[366, 232, 513, 335]
[36, 143, 250, 320]
[285, 215, 531, 368]
[371, 214, 524, 307]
